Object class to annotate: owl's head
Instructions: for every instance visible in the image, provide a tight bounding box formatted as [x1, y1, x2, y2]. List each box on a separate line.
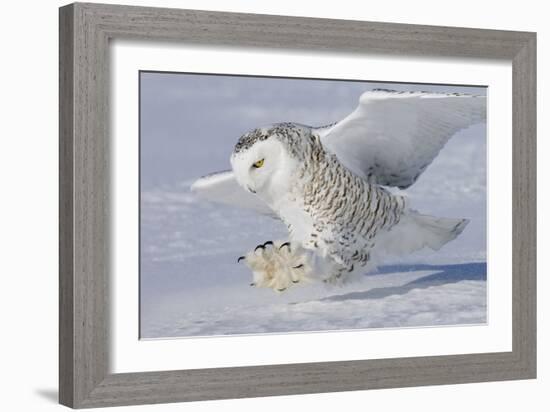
[230, 123, 310, 206]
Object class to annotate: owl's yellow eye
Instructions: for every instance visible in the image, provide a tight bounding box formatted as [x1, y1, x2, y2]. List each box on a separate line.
[252, 158, 265, 168]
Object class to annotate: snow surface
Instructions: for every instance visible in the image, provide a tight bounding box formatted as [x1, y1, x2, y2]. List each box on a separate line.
[139, 74, 487, 339]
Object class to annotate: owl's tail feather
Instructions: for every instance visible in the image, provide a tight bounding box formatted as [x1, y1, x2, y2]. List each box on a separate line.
[408, 213, 469, 251]
[374, 211, 469, 256]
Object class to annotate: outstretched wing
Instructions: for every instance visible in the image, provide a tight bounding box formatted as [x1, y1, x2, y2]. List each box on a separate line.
[190, 170, 278, 218]
[315, 89, 486, 189]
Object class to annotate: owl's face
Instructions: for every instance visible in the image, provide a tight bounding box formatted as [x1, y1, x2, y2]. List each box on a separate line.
[231, 137, 299, 207]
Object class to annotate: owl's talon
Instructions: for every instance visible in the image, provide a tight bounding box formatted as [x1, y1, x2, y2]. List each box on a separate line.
[237, 256, 246, 263]
[279, 241, 291, 251]
[240, 240, 312, 292]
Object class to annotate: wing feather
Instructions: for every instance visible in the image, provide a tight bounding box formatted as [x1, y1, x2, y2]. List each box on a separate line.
[190, 170, 278, 218]
[316, 89, 486, 188]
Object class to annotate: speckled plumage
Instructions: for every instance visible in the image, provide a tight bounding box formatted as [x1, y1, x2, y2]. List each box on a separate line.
[296, 131, 406, 271]
[234, 122, 308, 158]
[193, 89, 484, 291]
[233, 123, 406, 281]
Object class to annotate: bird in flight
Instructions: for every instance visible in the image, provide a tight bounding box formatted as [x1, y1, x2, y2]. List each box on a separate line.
[191, 89, 486, 292]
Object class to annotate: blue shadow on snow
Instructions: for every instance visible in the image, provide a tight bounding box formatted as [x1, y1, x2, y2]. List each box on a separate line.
[321, 262, 486, 302]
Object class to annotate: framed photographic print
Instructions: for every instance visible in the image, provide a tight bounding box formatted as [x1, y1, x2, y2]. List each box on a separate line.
[139, 73, 487, 339]
[59, 2, 536, 408]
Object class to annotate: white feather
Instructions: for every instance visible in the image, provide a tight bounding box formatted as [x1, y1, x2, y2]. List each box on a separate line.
[315, 89, 486, 188]
[373, 211, 469, 257]
[190, 170, 278, 218]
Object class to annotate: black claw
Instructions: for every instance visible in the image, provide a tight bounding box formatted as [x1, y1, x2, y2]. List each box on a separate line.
[292, 280, 299, 284]
[279, 241, 291, 251]
[263, 241, 274, 248]
[348, 264, 354, 272]
[293, 264, 304, 269]
[237, 256, 246, 263]
[254, 244, 265, 252]
[277, 288, 287, 292]
[250, 283, 256, 287]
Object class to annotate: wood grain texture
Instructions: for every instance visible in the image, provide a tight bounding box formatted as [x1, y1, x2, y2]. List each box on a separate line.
[59, 4, 74, 406]
[512, 34, 537, 374]
[58, 2, 537, 408]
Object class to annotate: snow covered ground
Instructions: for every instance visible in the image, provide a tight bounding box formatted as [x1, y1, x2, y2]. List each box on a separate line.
[139, 74, 487, 339]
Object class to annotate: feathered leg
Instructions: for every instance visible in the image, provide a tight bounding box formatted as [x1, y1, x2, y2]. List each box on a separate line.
[238, 240, 313, 292]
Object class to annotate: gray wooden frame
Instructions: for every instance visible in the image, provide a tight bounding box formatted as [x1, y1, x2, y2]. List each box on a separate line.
[59, 2, 536, 408]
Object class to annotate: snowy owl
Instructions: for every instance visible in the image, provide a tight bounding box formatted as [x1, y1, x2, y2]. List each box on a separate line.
[191, 89, 486, 292]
